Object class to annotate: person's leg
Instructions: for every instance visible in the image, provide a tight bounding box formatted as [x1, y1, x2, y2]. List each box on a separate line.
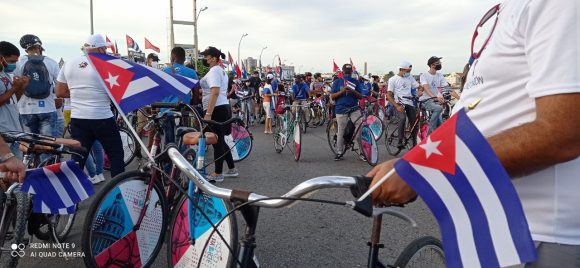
[20, 114, 39, 134]
[85, 152, 97, 178]
[70, 118, 95, 170]
[222, 105, 235, 170]
[263, 102, 270, 133]
[211, 105, 230, 175]
[38, 112, 57, 137]
[9, 143, 23, 160]
[94, 118, 125, 177]
[406, 105, 418, 146]
[162, 115, 176, 146]
[92, 141, 105, 175]
[424, 100, 442, 135]
[336, 113, 348, 155]
[54, 116, 65, 138]
[397, 109, 407, 146]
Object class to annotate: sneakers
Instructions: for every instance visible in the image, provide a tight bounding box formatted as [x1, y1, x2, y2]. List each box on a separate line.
[207, 174, 224, 183]
[333, 154, 343, 161]
[89, 175, 102, 185]
[96, 174, 106, 183]
[224, 169, 239, 177]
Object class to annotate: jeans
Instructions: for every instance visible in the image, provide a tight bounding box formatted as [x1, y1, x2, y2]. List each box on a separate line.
[162, 114, 176, 146]
[9, 143, 23, 160]
[70, 117, 125, 177]
[85, 141, 104, 178]
[208, 105, 235, 174]
[423, 99, 443, 135]
[336, 110, 361, 155]
[397, 104, 417, 147]
[20, 112, 57, 137]
[54, 117, 65, 137]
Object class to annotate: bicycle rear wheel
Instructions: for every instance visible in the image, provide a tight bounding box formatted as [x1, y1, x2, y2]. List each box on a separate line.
[385, 119, 402, 156]
[104, 127, 137, 170]
[358, 126, 379, 166]
[366, 115, 384, 141]
[167, 191, 238, 268]
[299, 110, 307, 133]
[225, 122, 253, 162]
[326, 118, 339, 155]
[273, 116, 284, 153]
[1, 186, 29, 268]
[293, 121, 301, 161]
[82, 171, 167, 268]
[394, 236, 445, 268]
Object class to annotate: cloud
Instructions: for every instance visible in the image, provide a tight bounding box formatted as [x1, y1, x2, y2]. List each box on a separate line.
[1, 0, 498, 74]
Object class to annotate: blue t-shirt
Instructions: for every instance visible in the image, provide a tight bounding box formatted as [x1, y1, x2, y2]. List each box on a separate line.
[331, 76, 363, 114]
[160, 64, 198, 105]
[362, 82, 372, 96]
[292, 82, 309, 100]
[271, 79, 279, 92]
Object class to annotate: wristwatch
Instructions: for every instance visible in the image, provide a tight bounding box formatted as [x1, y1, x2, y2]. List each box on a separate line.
[0, 153, 15, 163]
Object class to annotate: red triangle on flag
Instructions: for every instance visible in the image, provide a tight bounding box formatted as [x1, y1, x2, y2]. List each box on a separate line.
[89, 55, 134, 104]
[402, 112, 458, 175]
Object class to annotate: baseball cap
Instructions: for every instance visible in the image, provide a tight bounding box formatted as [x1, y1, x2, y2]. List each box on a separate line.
[427, 56, 442, 66]
[399, 61, 413, 70]
[84, 34, 112, 48]
[147, 53, 159, 62]
[200, 46, 222, 58]
[342, 64, 353, 71]
[362, 74, 370, 80]
[266, 74, 274, 79]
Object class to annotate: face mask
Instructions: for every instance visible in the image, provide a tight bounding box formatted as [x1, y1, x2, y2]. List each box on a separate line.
[245, 82, 251, 86]
[404, 72, 411, 78]
[435, 64, 442, 71]
[202, 58, 210, 67]
[4, 64, 16, 73]
[151, 62, 159, 68]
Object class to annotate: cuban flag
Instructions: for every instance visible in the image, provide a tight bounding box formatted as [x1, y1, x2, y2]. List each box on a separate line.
[21, 161, 94, 214]
[87, 53, 199, 113]
[126, 35, 140, 52]
[242, 62, 248, 79]
[346, 80, 356, 90]
[394, 109, 537, 268]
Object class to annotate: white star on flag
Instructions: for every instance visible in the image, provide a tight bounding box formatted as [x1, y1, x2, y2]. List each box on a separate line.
[419, 137, 443, 159]
[105, 72, 120, 89]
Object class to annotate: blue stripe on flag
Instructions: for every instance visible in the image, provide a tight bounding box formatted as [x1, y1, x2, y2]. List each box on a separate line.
[443, 165, 499, 268]
[66, 161, 95, 196]
[455, 110, 537, 263]
[395, 160, 462, 268]
[37, 173, 67, 210]
[50, 166, 81, 204]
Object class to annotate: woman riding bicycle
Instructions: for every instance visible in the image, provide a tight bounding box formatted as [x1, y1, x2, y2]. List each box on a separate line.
[199, 46, 238, 182]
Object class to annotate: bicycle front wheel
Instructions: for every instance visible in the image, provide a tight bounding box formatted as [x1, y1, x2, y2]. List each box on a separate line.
[293, 121, 301, 161]
[1, 187, 29, 268]
[167, 192, 238, 268]
[33, 205, 77, 242]
[82, 171, 167, 268]
[384, 119, 402, 156]
[358, 126, 379, 166]
[225, 122, 253, 162]
[326, 119, 339, 155]
[394, 236, 445, 268]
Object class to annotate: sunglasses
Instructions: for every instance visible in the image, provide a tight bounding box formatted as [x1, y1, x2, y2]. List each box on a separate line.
[470, 4, 500, 64]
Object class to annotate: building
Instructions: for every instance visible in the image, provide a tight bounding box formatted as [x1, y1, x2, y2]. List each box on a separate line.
[244, 57, 258, 71]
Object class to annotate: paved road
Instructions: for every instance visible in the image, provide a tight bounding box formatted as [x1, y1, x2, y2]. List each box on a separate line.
[17, 123, 439, 268]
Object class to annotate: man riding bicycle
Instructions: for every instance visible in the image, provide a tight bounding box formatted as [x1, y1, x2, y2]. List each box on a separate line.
[330, 64, 364, 161]
[386, 61, 420, 149]
[419, 56, 448, 134]
[291, 74, 310, 112]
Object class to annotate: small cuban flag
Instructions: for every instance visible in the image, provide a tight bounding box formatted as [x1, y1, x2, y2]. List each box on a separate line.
[21, 161, 95, 214]
[394, 109, 537, 268]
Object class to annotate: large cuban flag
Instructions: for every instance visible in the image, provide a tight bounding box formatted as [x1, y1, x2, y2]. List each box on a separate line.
[87, 53, 199, 113]
[394, 109, 537, 268]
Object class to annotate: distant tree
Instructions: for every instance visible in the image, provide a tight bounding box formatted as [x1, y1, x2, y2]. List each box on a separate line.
[383, 71, 395, 82]
[195, 59, 210, 77]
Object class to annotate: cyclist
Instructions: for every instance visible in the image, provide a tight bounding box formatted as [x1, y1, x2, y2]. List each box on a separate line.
[330, 64, 364, 161]
[371, 75, 381, 98]
[55, 34, 125, 178]
[386, 61, 420, 149]
[419, 56, 448, 134]
[262, 76, 274, 134]
[369, 1, 580, 265]
[291, 74, 310, 113]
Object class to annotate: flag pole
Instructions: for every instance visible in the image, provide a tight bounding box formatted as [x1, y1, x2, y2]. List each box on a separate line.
[356, 98, 482, 202]
[84, 52, 155, 162]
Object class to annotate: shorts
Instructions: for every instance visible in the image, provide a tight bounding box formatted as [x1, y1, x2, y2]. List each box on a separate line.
[263, 102, 272, 118]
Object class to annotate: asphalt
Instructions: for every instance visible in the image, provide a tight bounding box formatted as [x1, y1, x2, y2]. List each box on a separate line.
[16, 122, 440, 268]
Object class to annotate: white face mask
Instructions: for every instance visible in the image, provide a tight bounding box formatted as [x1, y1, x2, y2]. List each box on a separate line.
[151, 62, 159, 68]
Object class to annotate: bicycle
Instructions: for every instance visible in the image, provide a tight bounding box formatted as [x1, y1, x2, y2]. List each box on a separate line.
[360, 97, 385, 141]
[164, 146, 445, 267]
[273, 103, 303, 161]
[81, 103, 241, 268]
[384, 97, 437, 156]
[0, 131, 86, 267]
[326, 106, 379, 166]
[232, 94, 254, 128]
[307, 96, 327, 127]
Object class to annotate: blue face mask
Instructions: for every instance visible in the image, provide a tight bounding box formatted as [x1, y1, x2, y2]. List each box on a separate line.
[404, 72, 411, 78]
[4, 64, 16, 73]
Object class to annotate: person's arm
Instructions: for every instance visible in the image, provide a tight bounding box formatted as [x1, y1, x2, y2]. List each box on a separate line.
[0, 137, 26, 185]
[368, 93, 580, 204]
[204, 87, 220, 120]
[55, 82, 70, 98]
[330, 81, 347, 101]
[0, 76, 28, 105]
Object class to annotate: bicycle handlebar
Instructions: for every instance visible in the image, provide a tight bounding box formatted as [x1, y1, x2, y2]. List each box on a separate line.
[150, 102, 181, 109]
[1, 132, 88, 156]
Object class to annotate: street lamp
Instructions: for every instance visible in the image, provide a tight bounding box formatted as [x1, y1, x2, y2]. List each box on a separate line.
[193, 6, 208, 70]
[90, 0, 94, 34]
[237, 33, 248, 67]
[259, 46, 267, 77]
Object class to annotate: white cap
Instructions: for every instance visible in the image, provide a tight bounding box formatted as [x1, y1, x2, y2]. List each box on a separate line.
[362, 74, 370, 80]
[84, 34, 112, 48]
[266, 74, 274, 79]
[399, 61, 413, 70]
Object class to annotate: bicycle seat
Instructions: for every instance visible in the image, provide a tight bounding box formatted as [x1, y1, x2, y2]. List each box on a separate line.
[175, 127, 197, 138]
[183, 132, 218, 145]
[19, 138, 82, 153]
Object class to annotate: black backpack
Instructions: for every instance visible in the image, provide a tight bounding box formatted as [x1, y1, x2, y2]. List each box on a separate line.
[343, 118, 356, 144]
[22, 55, 52, 99]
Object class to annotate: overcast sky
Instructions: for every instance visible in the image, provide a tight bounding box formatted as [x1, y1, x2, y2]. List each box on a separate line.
[1, 0, 498, 74]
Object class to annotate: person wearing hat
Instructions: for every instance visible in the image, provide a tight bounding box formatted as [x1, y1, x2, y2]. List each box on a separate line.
[146, 53, 160, 69]
[56, 34, 125, 182]
[199, 46, 237, 182]
[330, 64, 365, 161]
[14, 34, 61, 139]
[386, 61, 420, 148]
[360, 74, 372, 97]
[419, 56, 447, 134]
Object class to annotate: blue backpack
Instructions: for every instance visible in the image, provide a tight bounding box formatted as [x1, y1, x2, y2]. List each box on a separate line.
[22, 55, 52, 99]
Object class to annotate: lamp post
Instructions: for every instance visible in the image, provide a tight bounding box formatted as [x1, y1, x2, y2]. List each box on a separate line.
[259, 46, 267, 77]
[193, 6, 208, 70]
[237, 33, 248, 67]
[90, 0, 94, 34]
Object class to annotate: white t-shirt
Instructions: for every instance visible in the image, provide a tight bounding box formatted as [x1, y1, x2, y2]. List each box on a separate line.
[200, 66, 229, 110]
[56, 56, 113, 119]
[387, 75, 419, 106]
[452, 0, 580, 244]
[419, 72, 448, 101]
[14, 55, 58, 115]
